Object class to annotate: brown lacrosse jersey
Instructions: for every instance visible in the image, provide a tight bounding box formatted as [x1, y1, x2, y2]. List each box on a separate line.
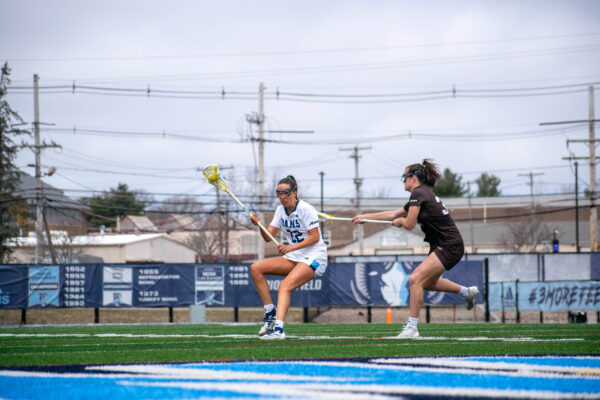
[403, 185, 463, 249]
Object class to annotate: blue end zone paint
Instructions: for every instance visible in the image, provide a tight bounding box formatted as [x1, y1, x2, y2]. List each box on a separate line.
[466, 356, 600, 368]
[1, 356, 599, 399]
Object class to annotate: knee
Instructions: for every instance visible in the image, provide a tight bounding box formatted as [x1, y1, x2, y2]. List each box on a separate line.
[408, 273, 423, 289]
[249, 262, 262, 278]
[278, 280, 293, 294]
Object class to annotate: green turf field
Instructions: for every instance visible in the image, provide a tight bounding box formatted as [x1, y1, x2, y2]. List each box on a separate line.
[0, 323, 598, 366]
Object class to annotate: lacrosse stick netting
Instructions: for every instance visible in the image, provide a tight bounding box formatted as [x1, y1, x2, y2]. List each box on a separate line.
[202, 164, 280, 245]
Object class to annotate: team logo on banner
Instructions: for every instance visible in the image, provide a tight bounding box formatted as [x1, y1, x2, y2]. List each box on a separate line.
[350, 262, 461, 306]
[102, 267, 133, 306]
[195, 266, 224, 305]
[28, 266, 60, 307]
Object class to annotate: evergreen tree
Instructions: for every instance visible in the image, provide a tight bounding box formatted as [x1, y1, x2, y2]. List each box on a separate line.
[434, 168, 467, 197]
[475, 172, 502, 197]
[0, 63, 30, 261]
[80, 183, 146, 228]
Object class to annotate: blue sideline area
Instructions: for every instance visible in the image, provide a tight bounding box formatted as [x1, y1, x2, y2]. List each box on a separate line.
[0, 356, 599, 399]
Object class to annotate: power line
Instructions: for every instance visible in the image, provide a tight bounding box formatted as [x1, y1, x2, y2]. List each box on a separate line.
[8, 31, 600, 63]
[32, 123, 584, 145]
[9, 43, 600, 83]
[9, 80, 598, 105]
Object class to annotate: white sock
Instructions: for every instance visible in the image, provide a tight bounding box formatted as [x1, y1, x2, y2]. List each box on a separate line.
[264, 304, 274, 313]
[275, 320, 284, 329]
[407, 317, 418, 328]
[459, 286, 470, 297]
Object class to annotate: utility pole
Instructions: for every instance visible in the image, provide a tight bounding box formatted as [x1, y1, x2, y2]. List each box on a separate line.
[341, 145, 371, 255]
[319, 171, 325, 213]
[224, 200, 230, 263]
[563, 156, 598, 251]
[22, 75, 61, 264]
[245, 83, 313, 260]
[34, 74, 43, 263]
[467, 181, 474, 253]
[518, 171, 544, 250]
[589, 86, 597, 251]
[257, 82, 265, 260]
[319, 171, 325, 232]
[575, 161, 580, 252]
[518, 172, 544, 219]
[215, 166, 233, 262]
[547, 86, 600, 251]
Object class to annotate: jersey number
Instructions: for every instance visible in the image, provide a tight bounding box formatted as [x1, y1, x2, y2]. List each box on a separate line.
[286, 229, 304, 243]
[435, 196, 449, 215]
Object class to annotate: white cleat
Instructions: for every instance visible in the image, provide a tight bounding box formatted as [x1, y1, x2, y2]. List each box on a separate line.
[260, 327, 285, 340]
[464, 286, 479, 310]
[258, 309, 276, 336]
[396, 325, 419, 339]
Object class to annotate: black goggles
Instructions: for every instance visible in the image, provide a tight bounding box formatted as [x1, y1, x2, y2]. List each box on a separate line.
[401, 170, 424, 182]
[276, 188, 294, 197]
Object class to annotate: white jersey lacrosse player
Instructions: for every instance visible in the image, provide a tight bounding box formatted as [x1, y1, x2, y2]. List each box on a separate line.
[250, 175, 328, 340]
[270, 200, 328, 277]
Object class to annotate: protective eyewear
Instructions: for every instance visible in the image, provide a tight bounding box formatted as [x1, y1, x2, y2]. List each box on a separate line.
[276, 188, 294, 197]
[401, 170, 424, 182]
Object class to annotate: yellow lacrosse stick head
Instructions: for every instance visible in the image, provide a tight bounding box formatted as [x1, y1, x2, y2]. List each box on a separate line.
[202, 164, 228, 191]
[318, 212, 336, 224]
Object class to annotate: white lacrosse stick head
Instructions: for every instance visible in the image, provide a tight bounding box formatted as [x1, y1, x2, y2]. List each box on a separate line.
[202, 164, 229, 191]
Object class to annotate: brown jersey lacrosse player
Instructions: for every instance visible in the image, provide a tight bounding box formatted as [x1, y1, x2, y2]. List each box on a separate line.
[352, 159, 479, 338]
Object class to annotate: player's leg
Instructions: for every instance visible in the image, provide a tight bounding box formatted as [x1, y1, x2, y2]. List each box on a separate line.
[250, 257, 296, 336]
[408, 252, 446, 318]
[424, 275, 478, 309]
[425, 247, 479, 310]
[397, 252, 445, 339]
[250, 257, 296, 304]
[423, 276, 460, 293]
[261, 262, 314, 340]
[276, 262, 315, 321]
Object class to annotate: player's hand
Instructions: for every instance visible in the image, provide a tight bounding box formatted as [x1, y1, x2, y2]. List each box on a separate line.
[392, 218, 403, 228]
[249, 213, 261, 226]
[351, 215, 365, 224]
[277, 244, 291, 255]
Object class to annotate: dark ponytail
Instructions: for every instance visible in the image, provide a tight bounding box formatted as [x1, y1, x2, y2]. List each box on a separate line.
[406, 159, 440, 187]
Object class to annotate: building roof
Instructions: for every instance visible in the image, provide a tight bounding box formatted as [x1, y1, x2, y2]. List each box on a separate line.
[120, 215, 158, 232]
[10, 232, 177, 247]
[14, 171, 90, 211]
[157, 214, 203, 231]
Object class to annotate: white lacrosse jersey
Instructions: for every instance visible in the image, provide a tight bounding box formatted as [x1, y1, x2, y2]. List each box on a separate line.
[270, 200, 328, 263]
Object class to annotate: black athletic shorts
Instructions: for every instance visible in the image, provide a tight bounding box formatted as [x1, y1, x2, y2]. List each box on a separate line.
[430, 241, 464, 270]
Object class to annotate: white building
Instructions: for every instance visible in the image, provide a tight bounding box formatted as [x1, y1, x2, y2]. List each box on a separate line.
[9, 232, 197, 264]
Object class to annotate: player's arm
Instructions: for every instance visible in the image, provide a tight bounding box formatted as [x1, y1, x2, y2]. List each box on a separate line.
[392, 206, 419, 230]
[279, 227, 320, 254]
[352, 208, 406, 223]
[250, 213, 279, 242]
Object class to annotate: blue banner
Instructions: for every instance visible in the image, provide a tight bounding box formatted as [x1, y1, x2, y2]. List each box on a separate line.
[592, 253, 600, 280]
[0, 261, 483, 309]
[329, 261, 483, 306]
[0, 266, 28, 309]
[488, 280, 600, 311]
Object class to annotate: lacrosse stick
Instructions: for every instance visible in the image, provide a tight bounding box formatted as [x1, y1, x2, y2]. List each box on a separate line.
[203, 164, 280, 245]
[317, 211, 392, 224]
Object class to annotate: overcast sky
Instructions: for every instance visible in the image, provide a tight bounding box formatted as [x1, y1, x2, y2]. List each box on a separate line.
[2, 1, 600, 212]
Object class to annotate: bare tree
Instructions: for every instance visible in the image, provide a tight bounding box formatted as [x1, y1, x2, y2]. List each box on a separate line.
[151, 196, 203, 214]
[37, 231, 85, 263]
[187, 231, 220, 263]
[370, 186, 391, 199]
[499, 220, 558, 252]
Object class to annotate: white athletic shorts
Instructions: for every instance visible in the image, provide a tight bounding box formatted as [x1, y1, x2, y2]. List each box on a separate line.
[285, 253, 328, 277]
